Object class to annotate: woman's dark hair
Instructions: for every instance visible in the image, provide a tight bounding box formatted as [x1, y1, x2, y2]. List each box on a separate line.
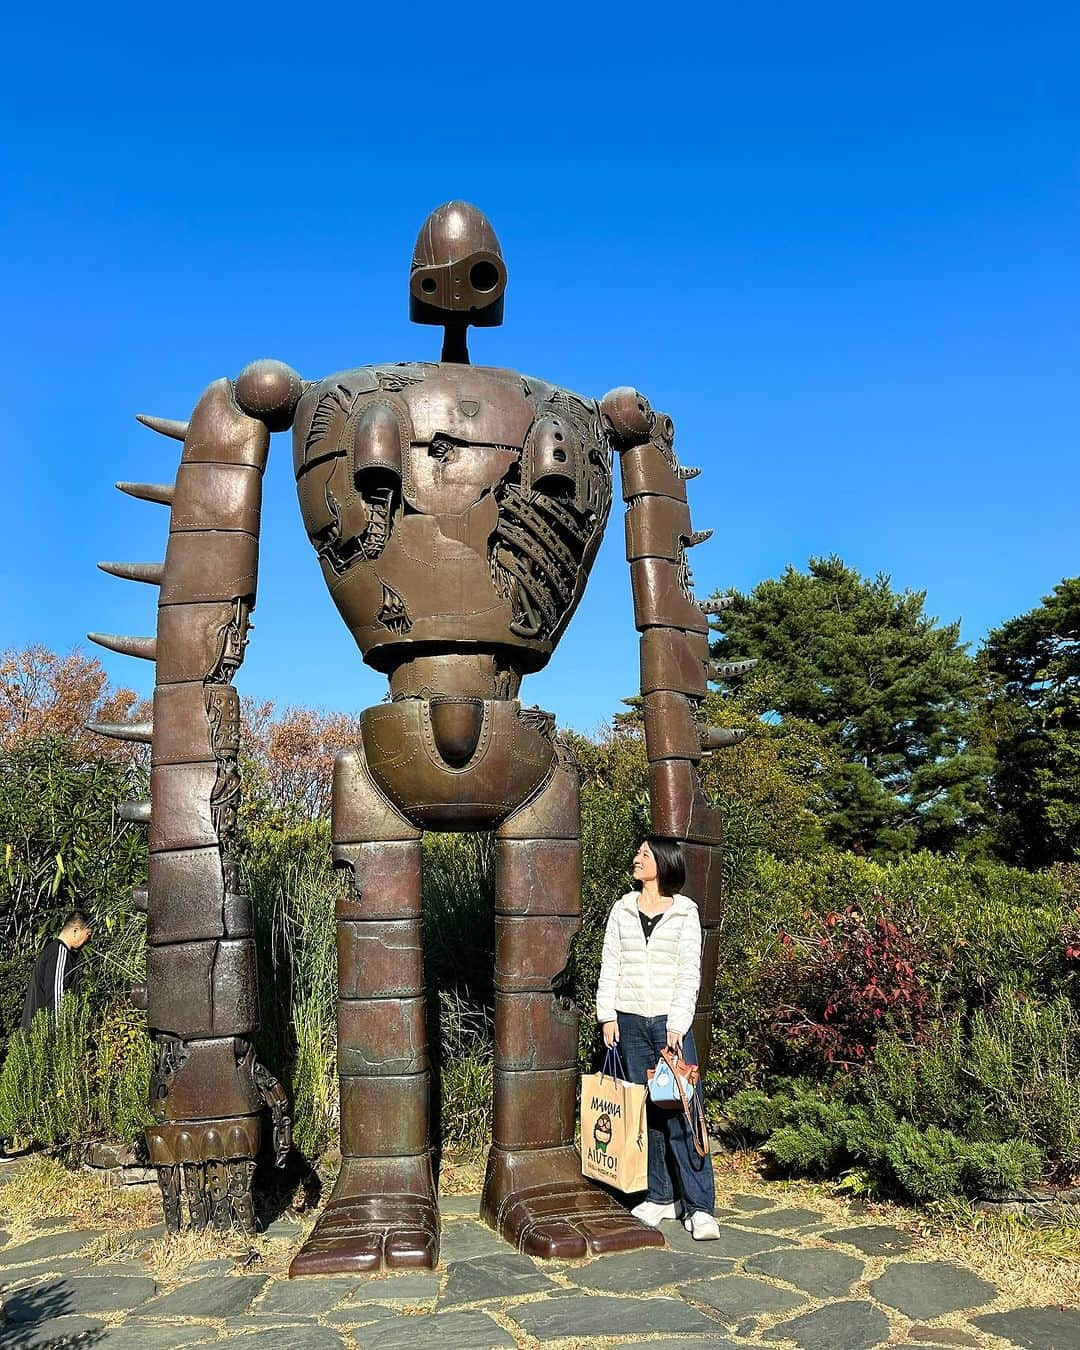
[633, 835, 685, 897]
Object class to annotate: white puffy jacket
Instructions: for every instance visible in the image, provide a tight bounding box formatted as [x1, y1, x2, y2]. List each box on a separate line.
[595, 892, 702, 1036]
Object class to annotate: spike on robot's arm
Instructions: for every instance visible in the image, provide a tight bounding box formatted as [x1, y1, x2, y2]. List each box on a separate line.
[88, 360, 303, 1233]
[600, 386, 756, 1078]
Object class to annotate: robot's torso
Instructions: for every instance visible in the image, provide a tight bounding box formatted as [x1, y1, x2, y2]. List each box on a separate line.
[293, 362, 614, 698]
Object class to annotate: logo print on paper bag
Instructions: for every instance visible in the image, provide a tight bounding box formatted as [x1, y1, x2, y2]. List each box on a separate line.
[593, 1112, 612, 1155]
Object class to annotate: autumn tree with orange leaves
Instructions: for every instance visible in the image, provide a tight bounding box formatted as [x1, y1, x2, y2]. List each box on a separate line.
[241, 698, 363, 821]
[0, 646, 151, 764]
[0, 645, 362, 818]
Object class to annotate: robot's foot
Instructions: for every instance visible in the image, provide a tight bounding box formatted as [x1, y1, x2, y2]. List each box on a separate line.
[289, 1155, 438, 1276]
[481, 1144, 664, 1260]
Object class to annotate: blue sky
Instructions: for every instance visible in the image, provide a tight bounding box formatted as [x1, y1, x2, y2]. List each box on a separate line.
[3, 5, 1078, 734]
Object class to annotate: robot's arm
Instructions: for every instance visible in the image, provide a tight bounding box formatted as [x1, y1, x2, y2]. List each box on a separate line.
[602, 386, 753, 1074]
[88, 360, 302, 1232]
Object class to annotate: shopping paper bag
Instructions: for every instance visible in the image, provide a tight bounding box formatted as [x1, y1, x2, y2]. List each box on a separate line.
[580, 1047, 649, 1194]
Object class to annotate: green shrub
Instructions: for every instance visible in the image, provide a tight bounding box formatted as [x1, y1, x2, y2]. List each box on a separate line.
[0, 1013, 56, 1143]
[0, 995, 152, 1150]
[878, 1120, 966, 1202]
[719, 980, 1078, 1199]
[748, 852, 1069, 1014]
[875, 1123, 1039, 1204]
[1, 737, 148, 1044]
[725, 1082, 1047, 1204]
[865, 996, 1080, 1170]
[766, 1121, 846, 1176]
[961, 1140, 1045, 1198]
[965, 996, 1080, 1164]
[92, 1007, 155, 1145]
[866, 1023, 970, 1134]
[721, 1088, 792, 1139]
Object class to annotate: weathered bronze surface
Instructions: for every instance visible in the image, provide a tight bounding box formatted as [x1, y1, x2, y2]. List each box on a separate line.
[89, 201, 750, 1267]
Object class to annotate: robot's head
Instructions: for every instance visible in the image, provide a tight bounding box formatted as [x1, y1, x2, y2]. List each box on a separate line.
[410, 201, 506, 329]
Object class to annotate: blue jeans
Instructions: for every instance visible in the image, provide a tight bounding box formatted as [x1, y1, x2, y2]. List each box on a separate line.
[615, 1012, 715, 1215]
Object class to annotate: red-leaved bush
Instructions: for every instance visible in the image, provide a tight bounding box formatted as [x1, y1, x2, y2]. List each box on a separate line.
[1065, 913, 1080, 964]
[765, 903, 947, 1070]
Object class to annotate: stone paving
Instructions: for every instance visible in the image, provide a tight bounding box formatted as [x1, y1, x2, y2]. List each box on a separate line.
[0, 1169, 1077, 1348]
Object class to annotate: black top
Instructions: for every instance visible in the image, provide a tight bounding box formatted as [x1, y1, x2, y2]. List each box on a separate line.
[638, 911, 664, 943]
[19, 939, 82, 1030]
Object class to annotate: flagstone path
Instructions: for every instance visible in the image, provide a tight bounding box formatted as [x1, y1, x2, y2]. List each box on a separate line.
[1, 1168, 1077, 1348]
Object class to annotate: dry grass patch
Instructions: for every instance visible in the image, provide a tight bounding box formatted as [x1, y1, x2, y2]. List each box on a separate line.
[439, 1145, 487, 1195]
[0, 1155, 157, 1235]
[0, 1155, 312, 1281]
[712, 1149, 1080, 1308]
[139, 1228, 293, 1283]
[918, 1200, 1080, 1308]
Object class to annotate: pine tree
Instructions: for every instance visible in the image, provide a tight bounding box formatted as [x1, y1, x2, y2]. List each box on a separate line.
[980, 578, 1080, 866]
[710, 556, 990, 856]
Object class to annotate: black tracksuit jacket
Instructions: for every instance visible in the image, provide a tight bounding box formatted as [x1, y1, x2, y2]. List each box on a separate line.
[19, 938, 82, 1030]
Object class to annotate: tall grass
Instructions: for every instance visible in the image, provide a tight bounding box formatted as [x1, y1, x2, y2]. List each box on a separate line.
[242, 826, 500, 1156]
[422, 833, 495, 1150]
[242, 822, 339, 1158]
[0, 737, 148, 1043]
[431, 988, 493, 1148]
[421, 831, 495, 1000]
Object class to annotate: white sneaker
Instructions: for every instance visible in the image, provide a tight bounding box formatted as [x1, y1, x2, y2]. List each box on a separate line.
[631, 1200, 677, 1227]
[683, 1210, 721, 1240]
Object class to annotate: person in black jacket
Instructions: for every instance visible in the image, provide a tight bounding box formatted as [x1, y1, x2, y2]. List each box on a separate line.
[18, 909, 94, 1030]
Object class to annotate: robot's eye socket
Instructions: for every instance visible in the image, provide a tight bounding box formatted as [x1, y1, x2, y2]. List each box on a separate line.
[420, 276, 437, 294]
[469, 260, 500, 293]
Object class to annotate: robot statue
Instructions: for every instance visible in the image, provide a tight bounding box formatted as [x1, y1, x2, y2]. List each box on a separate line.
[88, 203, 751, 1274]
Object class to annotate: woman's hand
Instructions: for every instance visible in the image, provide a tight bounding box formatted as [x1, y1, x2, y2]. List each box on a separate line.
[666, 1028, 684, 1057]
[602, 1020, 619, 1048]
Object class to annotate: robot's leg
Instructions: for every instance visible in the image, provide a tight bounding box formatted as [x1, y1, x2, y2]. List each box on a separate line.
[289, 746, 437, 1276]
[482, 760, 663, 1258]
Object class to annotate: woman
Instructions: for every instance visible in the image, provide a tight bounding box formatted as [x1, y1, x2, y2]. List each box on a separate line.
[595, 836, 720, 1239]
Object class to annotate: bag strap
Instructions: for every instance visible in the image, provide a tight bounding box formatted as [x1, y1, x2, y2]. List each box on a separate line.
[600, 1043, 627, 1083]
[600, 1045, 648, 1147]
[634, 1080, 649, 1147]
[660, 1047, 710, 1159]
